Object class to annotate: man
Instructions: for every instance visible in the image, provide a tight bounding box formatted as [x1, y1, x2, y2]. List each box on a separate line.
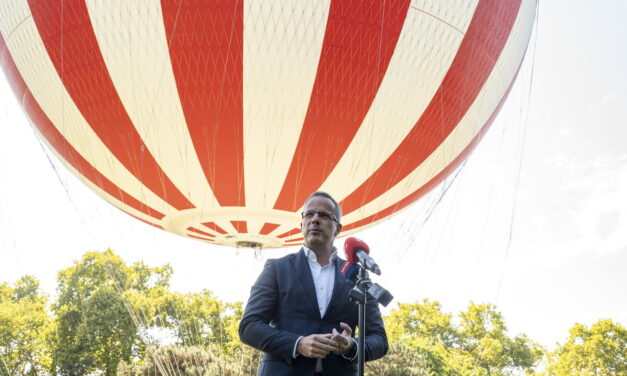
[239, 191, 388, 376]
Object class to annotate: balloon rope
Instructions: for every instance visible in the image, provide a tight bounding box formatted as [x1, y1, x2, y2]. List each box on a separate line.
[495, 2, 540, 302]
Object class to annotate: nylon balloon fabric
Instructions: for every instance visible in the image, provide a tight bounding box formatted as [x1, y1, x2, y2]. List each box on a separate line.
[0, 0, 537, 248]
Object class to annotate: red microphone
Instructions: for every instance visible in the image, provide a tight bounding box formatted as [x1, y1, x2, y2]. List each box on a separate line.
[344, 237, 381, 275]
[344, 237, 369, 263]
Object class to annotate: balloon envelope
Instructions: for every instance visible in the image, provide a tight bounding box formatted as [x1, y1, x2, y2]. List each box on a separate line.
[0, 0, 536, 248]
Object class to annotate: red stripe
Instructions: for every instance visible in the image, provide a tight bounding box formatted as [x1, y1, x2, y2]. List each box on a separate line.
[187, 227, 215, 237]
[273, 0, 411, 211]
[342, 58, 523, 232]
[129, 214, 164, 229]
[340, 0, 523, 215]
[27, 0, 195, 211]
[259, 223, 280, 235]
[284, 237, 304, 243]
[277, 228, 301, 239]
[0, 34, 165, 220]
[230, 220, 247, 233]
[188, 234, 215, 243]
[161, 0, 245, 206]
[202, 221, 227, 234]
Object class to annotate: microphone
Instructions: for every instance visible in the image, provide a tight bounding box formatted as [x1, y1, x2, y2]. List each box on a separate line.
[344, 237, 381, 275]
[340, 261, 361, 282]
[339, 260, 393, 307]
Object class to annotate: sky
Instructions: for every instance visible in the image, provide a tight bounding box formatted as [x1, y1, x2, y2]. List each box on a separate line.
[1, 0, 626, 349]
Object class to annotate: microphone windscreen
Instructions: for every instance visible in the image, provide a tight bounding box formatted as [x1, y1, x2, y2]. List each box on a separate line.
[344, 237, 370, 263]
[340, 261, 361, 283]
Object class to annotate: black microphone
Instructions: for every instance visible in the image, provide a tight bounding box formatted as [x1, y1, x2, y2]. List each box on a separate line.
[344, 237, 381, 275]
[340, 260, 361, 282]
[339, 261, 393, 307]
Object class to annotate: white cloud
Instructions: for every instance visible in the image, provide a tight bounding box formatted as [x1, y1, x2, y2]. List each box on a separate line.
[588, 92, 618, 113]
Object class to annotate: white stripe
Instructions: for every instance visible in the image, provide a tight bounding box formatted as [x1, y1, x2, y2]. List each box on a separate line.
[341, 0, 537, 225]
[162, 206, 298, 236]
[0, 0, 178, 217]
[273, 223, 302, 239]
[412, 0, 478, 34]
[33, 129, 166, 227]
[319, 0, 479, 200]
[242, 0, 332, 232]
[86, 0, 218, 209]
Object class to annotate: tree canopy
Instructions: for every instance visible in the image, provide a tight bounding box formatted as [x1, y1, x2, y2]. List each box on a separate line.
[543, 319, 626, 376]
[0, 249, 624, 376]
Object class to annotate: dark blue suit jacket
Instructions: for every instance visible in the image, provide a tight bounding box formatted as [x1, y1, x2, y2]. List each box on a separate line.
[239, 248, 388, 376]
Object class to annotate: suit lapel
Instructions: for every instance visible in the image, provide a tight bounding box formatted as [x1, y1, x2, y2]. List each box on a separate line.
[291, 248, 320, 317]
[322, 257, 349, 320]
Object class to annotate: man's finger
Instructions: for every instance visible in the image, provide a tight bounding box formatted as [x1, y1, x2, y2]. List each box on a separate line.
[314, 339, 337, 352]
[340, 322, 353, 335]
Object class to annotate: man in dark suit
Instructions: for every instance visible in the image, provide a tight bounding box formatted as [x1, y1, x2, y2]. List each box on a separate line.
[239, 191, 388, 375]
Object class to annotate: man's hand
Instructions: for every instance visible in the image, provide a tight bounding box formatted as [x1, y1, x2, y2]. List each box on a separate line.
[296, 333, 339, 358]
[330, 322, 354, 355]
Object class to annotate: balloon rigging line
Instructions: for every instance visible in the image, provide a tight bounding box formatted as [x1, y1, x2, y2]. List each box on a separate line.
[432, 163, 466, 266]
[29, 123, 96, 240]
[495, 3, 540, 303]
[396, 156, 470, 263]
[470, 91, 517, 297]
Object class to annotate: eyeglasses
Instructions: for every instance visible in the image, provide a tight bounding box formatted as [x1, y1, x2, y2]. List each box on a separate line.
[301, 210, 339, 223]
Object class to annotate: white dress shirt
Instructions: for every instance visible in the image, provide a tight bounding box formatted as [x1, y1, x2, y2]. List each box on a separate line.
[294, 246, 337, 372]
[304, 246, 337, 318]
[293, 247, 357, 371]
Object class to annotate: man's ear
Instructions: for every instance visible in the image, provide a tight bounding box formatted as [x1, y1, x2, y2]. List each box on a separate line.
[335, 223, 343, 236]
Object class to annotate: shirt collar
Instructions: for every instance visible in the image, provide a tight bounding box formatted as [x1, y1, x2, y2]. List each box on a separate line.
[303, 245, 337, 263]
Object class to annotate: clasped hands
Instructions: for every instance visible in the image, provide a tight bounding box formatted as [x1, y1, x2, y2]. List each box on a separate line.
[296, 322, 354, 358]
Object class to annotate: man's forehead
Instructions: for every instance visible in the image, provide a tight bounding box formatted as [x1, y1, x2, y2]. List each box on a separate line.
[304, 195, 335, 209]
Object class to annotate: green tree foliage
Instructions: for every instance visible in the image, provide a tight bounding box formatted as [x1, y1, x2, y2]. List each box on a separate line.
[117, 344, 261, 376]
[2, 249, 624, 376]
[372, 300, 544, 376]
[157, 290, 243, 352]
[543, 319, 626, 376]
[365, 341, 431, 376]
[51, 249, 173, 376]
[0, 275, 52, 376]
[457, 303, 543, 375]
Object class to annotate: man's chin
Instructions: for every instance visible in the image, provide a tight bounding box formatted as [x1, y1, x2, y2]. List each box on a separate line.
[304, 236, 324, 248]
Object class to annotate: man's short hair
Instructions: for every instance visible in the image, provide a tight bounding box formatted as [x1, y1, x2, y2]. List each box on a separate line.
[304, 191, 342, 223]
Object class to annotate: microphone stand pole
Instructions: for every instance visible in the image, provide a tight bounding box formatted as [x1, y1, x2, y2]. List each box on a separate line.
[349, 266, 371, 376]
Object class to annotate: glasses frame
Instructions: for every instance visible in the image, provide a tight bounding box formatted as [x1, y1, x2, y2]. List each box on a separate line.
[301, 210, 339, 223]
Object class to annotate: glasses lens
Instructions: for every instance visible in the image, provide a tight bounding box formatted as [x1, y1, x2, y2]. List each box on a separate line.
[302, 210, 335, 221]
[317, 211, 331, 219]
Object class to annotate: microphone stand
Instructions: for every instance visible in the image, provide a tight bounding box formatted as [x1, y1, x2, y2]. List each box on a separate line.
[349, 265, 371, 376]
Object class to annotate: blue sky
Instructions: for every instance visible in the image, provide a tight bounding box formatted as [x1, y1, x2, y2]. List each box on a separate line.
[1, 0, 626, 349]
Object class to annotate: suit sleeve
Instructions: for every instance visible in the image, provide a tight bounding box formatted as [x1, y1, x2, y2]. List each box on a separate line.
[238, 259, 300, 359]
[364, 296, 388, 362]
[340, 283, 388, 363]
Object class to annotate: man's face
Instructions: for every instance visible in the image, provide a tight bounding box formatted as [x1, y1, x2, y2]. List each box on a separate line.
[301, 195, 342, 251]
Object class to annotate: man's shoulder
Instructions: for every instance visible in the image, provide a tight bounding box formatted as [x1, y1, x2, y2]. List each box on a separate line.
[266, 248, 303, 265]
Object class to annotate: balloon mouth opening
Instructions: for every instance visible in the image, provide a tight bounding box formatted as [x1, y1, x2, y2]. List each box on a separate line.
[236, 241, 263, 250]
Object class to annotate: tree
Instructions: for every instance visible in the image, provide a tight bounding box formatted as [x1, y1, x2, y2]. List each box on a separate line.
[117, 344, 261, 376]
[457, 303, 543, 375]
[0, 276, 52, 376]
[384, 299, 458, 375]
[365, 341, 431, 376]
[544, 319, 626, 376]
[51, 249, 173, 376]
[157, 290, 243, 352]
[380, 300, 543, 376]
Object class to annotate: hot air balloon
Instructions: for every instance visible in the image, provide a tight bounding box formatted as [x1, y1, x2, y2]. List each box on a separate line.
[0, 0, 536, 248]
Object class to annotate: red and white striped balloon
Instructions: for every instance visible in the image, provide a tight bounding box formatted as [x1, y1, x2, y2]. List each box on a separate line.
[0, 0, 536, 248]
